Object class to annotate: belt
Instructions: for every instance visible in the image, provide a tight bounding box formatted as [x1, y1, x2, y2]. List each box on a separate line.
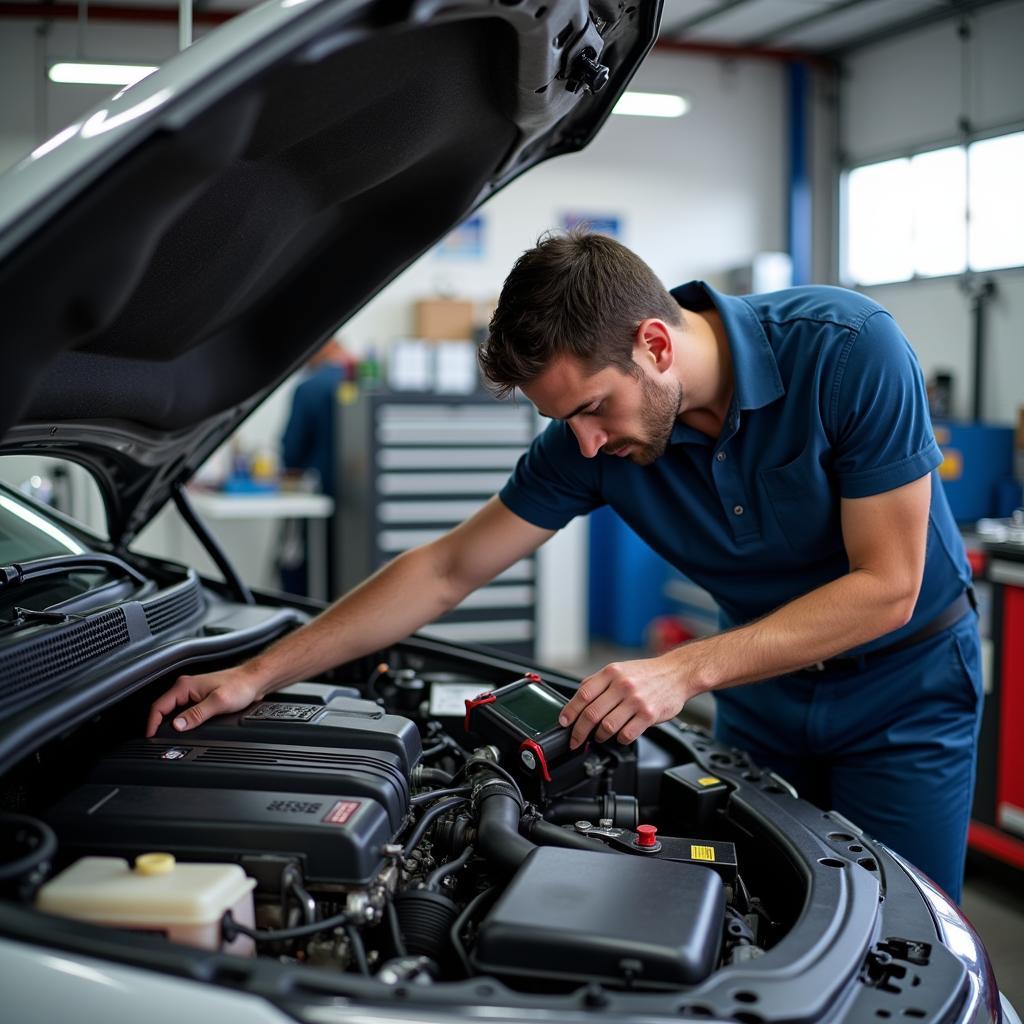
[798, 588, 977, 676]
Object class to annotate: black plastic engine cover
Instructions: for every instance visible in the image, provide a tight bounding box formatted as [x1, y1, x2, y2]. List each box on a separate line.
[43, 784, 391, 886]
[155, 696, 422, 774]
[89, 739, 410, 830]
[473, 846, 725, 988]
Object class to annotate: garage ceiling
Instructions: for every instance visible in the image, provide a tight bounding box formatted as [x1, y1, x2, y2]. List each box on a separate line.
[0, 0, 1015, 55]
[657, 0, 1013, 54]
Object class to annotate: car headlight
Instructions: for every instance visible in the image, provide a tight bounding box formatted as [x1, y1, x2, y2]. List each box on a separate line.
[885, 848, 1017, 1024]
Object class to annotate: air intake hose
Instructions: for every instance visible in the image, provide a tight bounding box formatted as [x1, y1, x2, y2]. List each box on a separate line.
[543, 793, 638, 829]
[474, 779, 535, 873]
[394, 890, 458, 963]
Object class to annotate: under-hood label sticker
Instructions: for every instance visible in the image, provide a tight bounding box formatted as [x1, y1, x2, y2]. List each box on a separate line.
[246, 702, 321, 723]
[690, 844, 716, 862]
[323, 800, 360, 826]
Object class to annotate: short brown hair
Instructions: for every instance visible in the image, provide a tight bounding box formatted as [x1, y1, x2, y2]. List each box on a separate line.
[479, 230, 682, 397]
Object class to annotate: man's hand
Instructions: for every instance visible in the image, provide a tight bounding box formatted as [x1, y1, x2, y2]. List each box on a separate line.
[557, 651, 701, 749]
[145, 666, 265, 737]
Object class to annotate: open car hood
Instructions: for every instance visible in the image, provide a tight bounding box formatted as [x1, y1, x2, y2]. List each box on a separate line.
[0, 0, 660, 547]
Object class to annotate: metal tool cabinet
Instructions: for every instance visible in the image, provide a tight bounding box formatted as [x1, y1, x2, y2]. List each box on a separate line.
[336, 389, 538, 658]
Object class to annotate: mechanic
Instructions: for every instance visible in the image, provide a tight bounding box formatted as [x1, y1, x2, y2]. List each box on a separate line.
[277, 336, 353, 597]
[148, 231, 982, 903]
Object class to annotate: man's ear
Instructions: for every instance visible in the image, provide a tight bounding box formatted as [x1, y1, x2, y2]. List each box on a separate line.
[634, 318, 674, 372]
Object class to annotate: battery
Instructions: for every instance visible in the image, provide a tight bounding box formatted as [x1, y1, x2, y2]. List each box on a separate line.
[155, 695, 422, 774]
[599, 827, 739, 885]
[661, 763, 731, 832]
[90, 738, 410, 830]
[43, 784, 392, 887]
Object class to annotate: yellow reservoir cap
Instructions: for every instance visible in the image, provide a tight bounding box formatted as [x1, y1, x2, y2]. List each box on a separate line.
[135, 852, 176, 876]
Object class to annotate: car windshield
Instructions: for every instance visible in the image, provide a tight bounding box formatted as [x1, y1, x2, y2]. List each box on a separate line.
[0, 488, 85, 562]
[0, 487, 138, 624]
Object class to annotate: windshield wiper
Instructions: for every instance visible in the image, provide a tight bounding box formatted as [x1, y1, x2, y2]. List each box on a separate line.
[0, 554, 148, 591]
[3, 606, 85, 630]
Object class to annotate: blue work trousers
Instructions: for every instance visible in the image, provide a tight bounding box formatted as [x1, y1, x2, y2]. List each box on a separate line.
[713, 611, 983, 903]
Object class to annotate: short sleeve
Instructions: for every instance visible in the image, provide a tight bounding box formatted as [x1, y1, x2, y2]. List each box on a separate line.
[831, 310, 942, 499]
[499, 421, 605, 530]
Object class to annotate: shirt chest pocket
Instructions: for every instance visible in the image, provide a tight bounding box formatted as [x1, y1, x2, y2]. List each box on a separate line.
[759, 452, 843, 557]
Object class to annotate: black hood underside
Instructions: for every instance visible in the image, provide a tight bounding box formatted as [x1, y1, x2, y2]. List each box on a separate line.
[0, 0, 660, 545]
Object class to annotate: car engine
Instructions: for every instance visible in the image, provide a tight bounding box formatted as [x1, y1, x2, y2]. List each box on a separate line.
[4, 663, 776, 993]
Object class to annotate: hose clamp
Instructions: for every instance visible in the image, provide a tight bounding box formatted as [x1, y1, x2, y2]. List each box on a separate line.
[471, 777, 524, 813]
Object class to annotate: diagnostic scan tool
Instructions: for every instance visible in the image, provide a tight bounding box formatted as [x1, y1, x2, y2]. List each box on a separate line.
[464, 673, 577, 783]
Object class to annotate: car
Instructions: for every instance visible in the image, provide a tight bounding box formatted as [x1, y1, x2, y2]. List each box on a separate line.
[0, 1, 1018, 1022]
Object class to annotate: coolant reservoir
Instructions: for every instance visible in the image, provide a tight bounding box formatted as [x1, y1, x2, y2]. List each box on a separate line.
[36, 853, 256, 955]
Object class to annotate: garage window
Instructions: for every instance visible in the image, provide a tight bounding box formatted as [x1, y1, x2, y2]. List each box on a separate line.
[842, 130, 1024, 286]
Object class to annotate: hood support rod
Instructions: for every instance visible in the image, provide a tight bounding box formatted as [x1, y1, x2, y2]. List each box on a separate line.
[172, 484, 255, 606]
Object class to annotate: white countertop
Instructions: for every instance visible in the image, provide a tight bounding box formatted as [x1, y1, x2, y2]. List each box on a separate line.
[188, 490, 334, 519]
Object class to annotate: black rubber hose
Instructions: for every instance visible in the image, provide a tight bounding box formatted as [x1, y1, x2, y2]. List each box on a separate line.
[223, 908, 351, 943]
[477, 789, 535, 873]
[345, 923, 370, 974]
[424, 844, 475, 890]
[544, 794, 638, 828]
[385, 897, 407, 958]
[401, 796, 468, 855]
[410, 786, 472, 806]
[521, 815, 618, 854]
[450, 886, 498, 978]
[414, 766, 454, 788]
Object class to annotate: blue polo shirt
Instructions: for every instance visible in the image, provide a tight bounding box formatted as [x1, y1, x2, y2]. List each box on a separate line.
[499, 282, 970, 654]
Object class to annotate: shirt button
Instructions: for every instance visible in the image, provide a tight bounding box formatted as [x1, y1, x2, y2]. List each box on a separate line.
[716, 451, 727, 462]
[733, 505, 744, 516]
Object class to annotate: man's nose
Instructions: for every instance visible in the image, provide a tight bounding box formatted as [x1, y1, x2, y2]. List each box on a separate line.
[570, 419, 607, 459]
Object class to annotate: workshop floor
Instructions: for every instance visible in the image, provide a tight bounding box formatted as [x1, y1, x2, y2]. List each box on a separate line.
[554, 641, 1024, 1014]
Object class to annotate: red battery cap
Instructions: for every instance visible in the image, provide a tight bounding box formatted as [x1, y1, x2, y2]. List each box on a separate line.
[636, 824, 658, 847]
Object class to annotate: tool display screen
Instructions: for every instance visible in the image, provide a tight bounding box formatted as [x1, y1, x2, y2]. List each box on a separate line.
[500, 684, 566, 734]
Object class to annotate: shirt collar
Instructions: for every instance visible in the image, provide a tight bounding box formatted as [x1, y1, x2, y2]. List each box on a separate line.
[669, 280, 785, 412]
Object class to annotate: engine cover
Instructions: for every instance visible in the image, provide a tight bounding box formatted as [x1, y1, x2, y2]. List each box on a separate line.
[473, 846, 725, 988]
[155, 696, 422, 774]
[90, 739, 410, 831]
[43, 784, 392, 887]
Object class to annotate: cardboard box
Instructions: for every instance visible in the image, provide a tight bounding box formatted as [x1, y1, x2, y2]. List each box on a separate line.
[414, 298, 475, 341]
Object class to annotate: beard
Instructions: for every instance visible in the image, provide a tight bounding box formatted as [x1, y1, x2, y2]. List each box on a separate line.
[605, 373, 681, 466]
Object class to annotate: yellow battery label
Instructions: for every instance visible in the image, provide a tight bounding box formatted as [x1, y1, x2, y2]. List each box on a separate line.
[691, 844, 716, 862]
[697, 776, 721, 786]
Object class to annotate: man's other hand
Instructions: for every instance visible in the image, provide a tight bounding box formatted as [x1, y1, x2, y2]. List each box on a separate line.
[145, 667, 264, 737]
[557, 653, 696, 749]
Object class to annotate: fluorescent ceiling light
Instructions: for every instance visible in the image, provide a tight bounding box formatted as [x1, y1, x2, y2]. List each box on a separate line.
[612, 92, 690, 118]
[48, 62, 157, 86]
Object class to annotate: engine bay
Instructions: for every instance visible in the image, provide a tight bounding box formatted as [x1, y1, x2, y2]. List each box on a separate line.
[1, 654, 788, 994]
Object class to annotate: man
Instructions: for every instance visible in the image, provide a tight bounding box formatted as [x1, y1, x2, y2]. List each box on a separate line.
[149, 231, 981, 901]
[277, 337, 353, 596]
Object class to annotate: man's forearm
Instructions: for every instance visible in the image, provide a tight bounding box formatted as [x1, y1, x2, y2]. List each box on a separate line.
[244, 543, 466, 695]
[680, 567, 917, 693]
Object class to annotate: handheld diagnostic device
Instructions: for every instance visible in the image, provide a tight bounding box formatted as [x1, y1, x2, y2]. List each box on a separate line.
[464, 673, 576, 782]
